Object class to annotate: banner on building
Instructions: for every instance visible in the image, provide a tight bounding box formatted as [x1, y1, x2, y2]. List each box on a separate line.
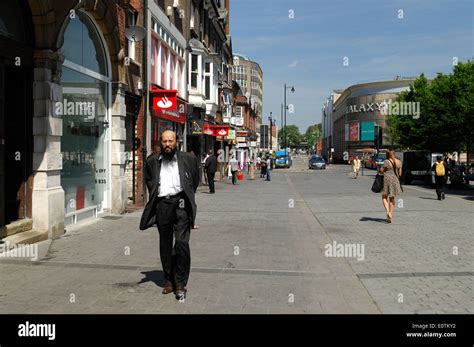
[349, 122, 359, 142]
[360, 121, 375, 141]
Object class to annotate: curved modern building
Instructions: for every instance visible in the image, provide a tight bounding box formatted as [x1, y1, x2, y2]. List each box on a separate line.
[322, 79, 417, 162]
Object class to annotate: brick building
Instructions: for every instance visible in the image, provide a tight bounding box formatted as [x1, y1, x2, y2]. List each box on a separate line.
[0, 0, 144, 243]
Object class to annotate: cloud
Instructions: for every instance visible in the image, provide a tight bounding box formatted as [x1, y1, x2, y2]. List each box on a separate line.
[288, 60, 299, 68]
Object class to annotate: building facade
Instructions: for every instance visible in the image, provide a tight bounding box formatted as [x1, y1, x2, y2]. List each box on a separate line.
[326, 80, 416, 163]
[0, 0, 144, 244]
[231, 54, 263, 147]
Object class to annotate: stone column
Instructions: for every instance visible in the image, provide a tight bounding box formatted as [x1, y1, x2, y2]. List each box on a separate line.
[110, 82, 127, 214]
[31, 50, 65, 239]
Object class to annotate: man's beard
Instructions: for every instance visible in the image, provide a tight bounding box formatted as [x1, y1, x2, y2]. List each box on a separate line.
[161, 146, 177, 161]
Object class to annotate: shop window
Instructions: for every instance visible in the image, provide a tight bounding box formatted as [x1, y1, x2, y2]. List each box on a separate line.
[60, 11, 110, 220]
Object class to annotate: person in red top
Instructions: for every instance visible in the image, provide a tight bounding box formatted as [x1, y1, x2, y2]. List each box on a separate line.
[432, 156, 448, 200]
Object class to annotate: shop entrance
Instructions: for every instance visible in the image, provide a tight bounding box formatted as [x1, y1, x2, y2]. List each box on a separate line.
[0, 65, 33, 227]
[0, 0, 34, 227]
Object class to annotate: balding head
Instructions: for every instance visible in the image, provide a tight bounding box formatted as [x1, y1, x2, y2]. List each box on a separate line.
[160, 130, 178, 159]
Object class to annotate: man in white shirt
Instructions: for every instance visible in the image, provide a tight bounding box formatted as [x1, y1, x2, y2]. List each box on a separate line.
[140, 130, 199, 300]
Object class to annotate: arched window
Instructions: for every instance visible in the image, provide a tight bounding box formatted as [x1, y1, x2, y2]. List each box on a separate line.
[59, 11, 110, 224]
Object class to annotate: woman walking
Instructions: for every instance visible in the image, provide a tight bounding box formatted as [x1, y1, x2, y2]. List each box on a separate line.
[379, 150, 402, 223]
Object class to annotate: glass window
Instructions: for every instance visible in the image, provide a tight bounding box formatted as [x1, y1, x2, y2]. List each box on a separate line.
[60, 12, 107, 76]
[60, 11, 109, 220]
[161, 44, 168, 88]
[191, 54, 198, 88]
[170, 54, 175, 90]
[60, 66, 108, 215]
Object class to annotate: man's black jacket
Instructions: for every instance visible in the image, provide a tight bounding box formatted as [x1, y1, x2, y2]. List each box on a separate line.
[139, 151, 200, 230]
[205, 155, 217, 174]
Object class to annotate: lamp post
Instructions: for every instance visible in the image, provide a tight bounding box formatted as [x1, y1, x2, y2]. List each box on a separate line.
[268, 112, 273, 152]
[280, 103, 283, 150]
[284, 83, 295, 153]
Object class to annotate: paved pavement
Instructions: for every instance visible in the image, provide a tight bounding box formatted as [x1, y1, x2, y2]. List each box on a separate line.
[0, 155, 472, 314]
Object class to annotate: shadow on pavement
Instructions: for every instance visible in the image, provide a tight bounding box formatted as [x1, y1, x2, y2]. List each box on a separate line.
[360, 217, 387, 223]
[419, 197, 439, 200]
[137, 270, 167, 288]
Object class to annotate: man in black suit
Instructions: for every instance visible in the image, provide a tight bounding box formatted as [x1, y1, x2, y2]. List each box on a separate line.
[139, 130, 199, 300]
[204, 149, 217, 194]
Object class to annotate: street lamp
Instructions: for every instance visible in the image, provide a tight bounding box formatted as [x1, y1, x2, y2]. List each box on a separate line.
[268, 112, 273, 151]
[284, 84, 295, 152]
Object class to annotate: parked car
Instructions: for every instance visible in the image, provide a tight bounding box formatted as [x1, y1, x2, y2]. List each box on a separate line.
[308, 156, 326, 170]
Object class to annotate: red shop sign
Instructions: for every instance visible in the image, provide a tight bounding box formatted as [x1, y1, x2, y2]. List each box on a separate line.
[151, 88, 186, 124]
[152, 89, 177, 111]
[203, 122, 214, 136]
[214, 126, 229, 137]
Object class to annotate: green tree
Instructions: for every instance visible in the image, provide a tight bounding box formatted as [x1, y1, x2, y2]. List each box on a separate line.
[304, 123, 322, 149]
[389, 60, 474, 160]
[278, 125, 303, 149]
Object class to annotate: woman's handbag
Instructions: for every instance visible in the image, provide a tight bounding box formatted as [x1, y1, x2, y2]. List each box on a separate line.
[371, 174, 384, 193]
[237, 171, 244, 181]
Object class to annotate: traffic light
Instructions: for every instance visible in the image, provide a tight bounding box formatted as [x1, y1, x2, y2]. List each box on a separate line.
[374, 125, 383, 150]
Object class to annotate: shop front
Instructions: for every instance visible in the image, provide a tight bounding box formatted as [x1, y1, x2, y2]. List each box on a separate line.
[150, 88, 186, 152]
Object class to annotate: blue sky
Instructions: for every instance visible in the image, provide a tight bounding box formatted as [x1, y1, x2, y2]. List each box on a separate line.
[230, 0, 473, 133]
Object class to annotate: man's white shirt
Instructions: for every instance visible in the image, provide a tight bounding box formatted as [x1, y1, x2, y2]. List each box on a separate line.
[158, 154, 183, 197]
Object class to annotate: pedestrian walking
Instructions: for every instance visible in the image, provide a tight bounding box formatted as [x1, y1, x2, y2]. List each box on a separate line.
[139, 130, 200, 300]
[432, 155, 448, 200]
[256, 156, 261, 171]
[260, 157, 267, 178]
[204, 149, 217, 194]
[352, 156, 361, 179]
[265, 156, 271, 181]
[226, 154, 239, 185]
[201, 153, 209, 186]
[379, 150, 402, 223]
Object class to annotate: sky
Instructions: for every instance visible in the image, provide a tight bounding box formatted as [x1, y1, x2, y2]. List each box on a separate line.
[230, 0, 473, 134]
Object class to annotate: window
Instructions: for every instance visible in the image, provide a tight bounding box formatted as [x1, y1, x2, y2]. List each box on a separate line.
[160, 44, 168, 88]
[204, 62, 211, 100]
[190, 54, 198, 88]
[60, 11, 110, 221]
[170, 54, 175, 90]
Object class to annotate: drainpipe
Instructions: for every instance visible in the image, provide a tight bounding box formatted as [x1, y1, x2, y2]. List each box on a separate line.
[142, 0, 149, 204]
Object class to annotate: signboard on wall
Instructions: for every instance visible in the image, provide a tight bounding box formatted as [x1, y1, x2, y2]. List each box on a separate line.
[360, 121, 375, 141]
[349, 122, 359, 142]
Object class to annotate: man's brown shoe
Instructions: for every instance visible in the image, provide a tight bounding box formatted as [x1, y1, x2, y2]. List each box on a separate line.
[175, 286, 187, 300]
[162, 281, 174, 295]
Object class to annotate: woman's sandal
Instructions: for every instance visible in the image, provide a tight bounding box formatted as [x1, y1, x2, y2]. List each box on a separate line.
[386, 214, 392, 224]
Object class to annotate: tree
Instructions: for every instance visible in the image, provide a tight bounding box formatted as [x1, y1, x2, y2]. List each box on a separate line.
[389, 60, 474, 160]
[278, 125, 303, 149]
[304, 123, 322, 149]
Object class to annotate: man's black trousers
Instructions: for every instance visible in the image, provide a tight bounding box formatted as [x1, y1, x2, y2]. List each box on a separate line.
[435, 176, 446, 199]
[207, 171, 215, 193]
[156, 193, 191, 287]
